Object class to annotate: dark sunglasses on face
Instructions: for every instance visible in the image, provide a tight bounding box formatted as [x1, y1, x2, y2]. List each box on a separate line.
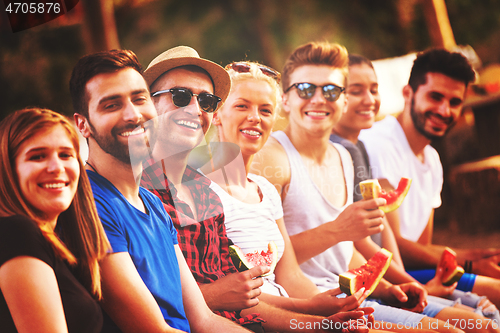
[151, 88, 221, 113]
[225, 62, 281, 83]
[284, 82, 345, 102]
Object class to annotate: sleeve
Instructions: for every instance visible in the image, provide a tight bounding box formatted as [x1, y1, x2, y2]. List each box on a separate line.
[217, 212, 238, 274]
[158, 200, 179, 246]
[93, 195, 129, 253]
[0, 215, 53, 268]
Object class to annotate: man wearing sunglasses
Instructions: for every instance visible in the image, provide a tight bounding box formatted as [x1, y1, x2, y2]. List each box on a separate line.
[251, 41, 469, 331]
[139, 46, 269, 333]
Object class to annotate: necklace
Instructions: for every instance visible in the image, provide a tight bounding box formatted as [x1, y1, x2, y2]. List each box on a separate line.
[86, 161, 99, 174]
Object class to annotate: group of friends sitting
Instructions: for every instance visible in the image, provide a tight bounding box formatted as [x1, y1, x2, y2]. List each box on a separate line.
[1, 40, 500, 333]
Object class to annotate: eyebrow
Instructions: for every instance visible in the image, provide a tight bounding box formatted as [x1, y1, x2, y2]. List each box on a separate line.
[98, 89, 150, 106]
[26, 146, 75, 152]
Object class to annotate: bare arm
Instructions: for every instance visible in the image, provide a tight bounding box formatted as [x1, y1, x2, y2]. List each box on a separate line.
[386, 207, 446, 269]
[290, 199, 386, 264]
[0, 257, 68, 333]
[274, 217, 321, 298]
[175, 245, 253, 333]
[241, 300, 373, 333]
[99, 252, 185, 333]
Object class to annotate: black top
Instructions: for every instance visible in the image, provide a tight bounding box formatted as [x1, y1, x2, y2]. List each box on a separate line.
[0, 215, 103, 333]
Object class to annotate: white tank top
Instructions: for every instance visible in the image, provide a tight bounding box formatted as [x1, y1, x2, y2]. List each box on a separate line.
[272, 131, 354, 291]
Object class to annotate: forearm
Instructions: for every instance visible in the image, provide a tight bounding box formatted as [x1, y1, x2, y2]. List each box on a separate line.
[397, 236, 445, 269]
[241, 301, 328, 333]
[259, 292, 312, 314]
[290, 223, 341, 265]
[191, 313, 252, 333]
[276, 270, 320, 299]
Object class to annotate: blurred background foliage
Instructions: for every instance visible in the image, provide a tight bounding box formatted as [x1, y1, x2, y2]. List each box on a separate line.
[1, 0, 499, 121]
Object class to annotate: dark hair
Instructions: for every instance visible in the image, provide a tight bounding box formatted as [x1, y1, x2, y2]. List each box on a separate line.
[282, 41, 349, 91]
[69, 49, 143, 118]
[348, 54, 374, 69]
[408, 48, 475, 92]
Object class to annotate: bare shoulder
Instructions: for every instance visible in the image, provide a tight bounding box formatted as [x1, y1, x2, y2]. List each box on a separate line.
[250, 136, 290, 196]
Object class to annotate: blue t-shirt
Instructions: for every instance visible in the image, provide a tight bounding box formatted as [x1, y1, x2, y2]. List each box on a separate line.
[87, 171, 190, 332]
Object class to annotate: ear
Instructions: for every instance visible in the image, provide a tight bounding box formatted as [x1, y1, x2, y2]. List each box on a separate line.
[402, 85, 413, 105]
[281, 93, 291, 114]
[212, 111, 222, 126]
[74, 113, 91, 139]
[342, 94, 348, 113]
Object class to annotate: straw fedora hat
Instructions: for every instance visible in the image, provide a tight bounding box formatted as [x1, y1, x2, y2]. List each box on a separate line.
[143, 46, 231, 104]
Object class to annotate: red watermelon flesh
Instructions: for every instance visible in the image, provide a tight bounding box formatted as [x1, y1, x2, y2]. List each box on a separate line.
[339, 248, 393, 296]
[438, 247, 464, 286]
[360, 177, 412, 213]
[229, 241, 278, 277]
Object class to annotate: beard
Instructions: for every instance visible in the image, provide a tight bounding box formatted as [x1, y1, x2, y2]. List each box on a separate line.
[410, 97, 456, 140]
[88, 118, 157, 165]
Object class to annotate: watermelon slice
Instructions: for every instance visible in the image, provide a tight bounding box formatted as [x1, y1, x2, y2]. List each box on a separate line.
[359, 177, 412, 213]
[339, 248, 392, 296]
[229, 241, 278, 277]
[438, 247, 464, 286]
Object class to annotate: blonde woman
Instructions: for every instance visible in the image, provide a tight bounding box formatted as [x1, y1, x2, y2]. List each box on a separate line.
[0, 108, 110, 333]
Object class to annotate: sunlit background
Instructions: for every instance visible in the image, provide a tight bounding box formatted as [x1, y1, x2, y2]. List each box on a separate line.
[1, 0, 500, 241]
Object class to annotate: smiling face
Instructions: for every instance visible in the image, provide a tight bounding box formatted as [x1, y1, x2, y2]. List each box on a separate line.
[151, 67, 215, 153]
[336, 63, 380, 135]
[407, 72, 466, 140]
[80, 67, 157, 164]
[215, 78, 277, 157]
[15, 125, 80, 225]
[283, 65, 346, 136]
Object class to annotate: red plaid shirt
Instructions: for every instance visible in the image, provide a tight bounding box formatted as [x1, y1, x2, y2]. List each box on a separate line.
[141, 159, 263, 325]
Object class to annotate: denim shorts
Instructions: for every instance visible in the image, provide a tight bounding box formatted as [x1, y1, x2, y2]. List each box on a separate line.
[407, 269, 476, 292]
[361, 296, 449, 324]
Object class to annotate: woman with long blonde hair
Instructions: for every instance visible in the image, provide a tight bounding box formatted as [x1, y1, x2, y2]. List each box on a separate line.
[0, 108, 110, 333]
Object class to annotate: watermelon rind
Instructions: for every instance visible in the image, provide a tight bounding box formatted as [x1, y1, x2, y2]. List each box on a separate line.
[339, 248, 393, 296]
[229, 241, 278, 277]
[439, 247, 465, 286]
[442, 266, 464, 286]
[359, 178, 412, 213]
[229, 245, 252, 272]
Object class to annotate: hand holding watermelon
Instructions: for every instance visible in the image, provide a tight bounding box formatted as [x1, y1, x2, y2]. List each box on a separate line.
[331, 199, 386, 242]
[199, 265, 267, 311]
[359, 177, 412, 213]
[423, 267, 457, 297]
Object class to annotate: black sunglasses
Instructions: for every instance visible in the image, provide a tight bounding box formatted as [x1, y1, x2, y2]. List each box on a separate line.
[225, 62, 281, 83]
[284, 82, 345, 102]
[151, 88, 222, 113]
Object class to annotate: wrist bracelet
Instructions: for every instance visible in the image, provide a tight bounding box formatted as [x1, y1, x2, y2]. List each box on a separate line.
[464, 260, 473, 273]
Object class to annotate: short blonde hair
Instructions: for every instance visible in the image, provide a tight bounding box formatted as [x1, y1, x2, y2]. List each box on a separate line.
[282, 41, 349, 91]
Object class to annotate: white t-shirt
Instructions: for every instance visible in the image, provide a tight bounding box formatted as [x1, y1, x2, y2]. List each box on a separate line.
[209, 173, 287, 296]
[359, 116, 443, 242]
